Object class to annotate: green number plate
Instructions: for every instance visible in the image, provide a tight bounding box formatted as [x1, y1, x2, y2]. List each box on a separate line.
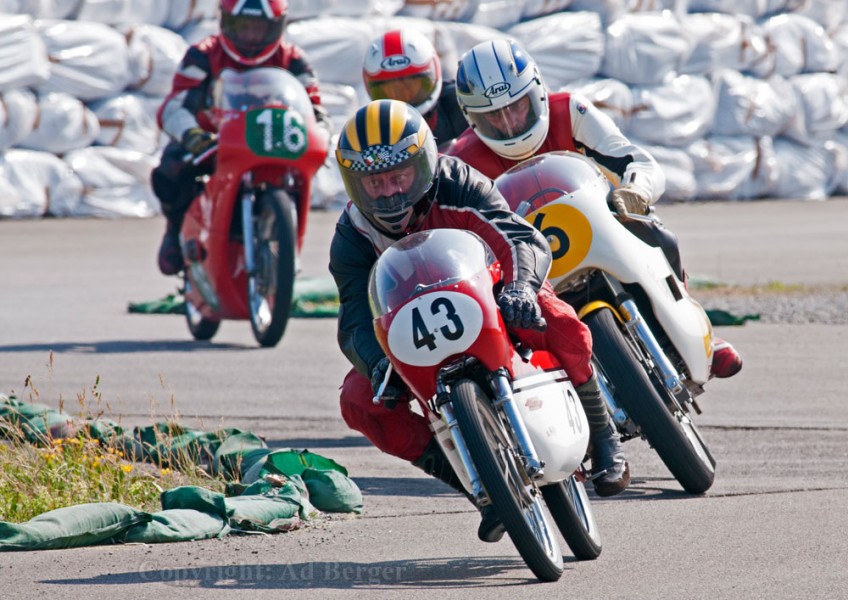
[245, 107, 308, 159]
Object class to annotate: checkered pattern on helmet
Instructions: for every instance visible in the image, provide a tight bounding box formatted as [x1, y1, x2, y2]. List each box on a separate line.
[338, 132, 420, 172]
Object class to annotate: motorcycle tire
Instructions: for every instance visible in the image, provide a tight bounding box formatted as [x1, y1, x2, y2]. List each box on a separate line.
[184, 276, 220, 341]
[451, 378, 564, 582]
[247, 189, 296, 348]
[541, 476, 602, 560]
[585, 307, 715, 495]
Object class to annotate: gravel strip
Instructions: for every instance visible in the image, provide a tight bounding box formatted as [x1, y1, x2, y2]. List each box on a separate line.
[693, 288, 848, 325]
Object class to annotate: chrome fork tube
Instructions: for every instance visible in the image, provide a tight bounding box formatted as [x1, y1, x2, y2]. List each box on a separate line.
[617, 297, 683, 394]
[241, 173, 256, 276]
[490, 368, 545, 479]
[435, 378, 485, 500]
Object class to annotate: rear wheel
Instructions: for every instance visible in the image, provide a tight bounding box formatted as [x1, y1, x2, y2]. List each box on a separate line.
[585, 308, 715, 494]
[541, 476, 602, 560]
[247, 189, 296, 347]
[451, 378, 563, 582]
[183, 275, 220, 341]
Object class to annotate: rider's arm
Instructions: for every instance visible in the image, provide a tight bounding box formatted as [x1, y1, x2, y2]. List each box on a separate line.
[436, 157, 552, 291]
[157, 43, 215, 142]
[568, 92, 666, 204]
[329, 210, 385, 377]
[282, 44, 329, 126]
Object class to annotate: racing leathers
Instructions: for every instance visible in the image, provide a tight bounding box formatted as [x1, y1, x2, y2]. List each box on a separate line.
[329, 155, 593, 462]
[151, 34, 328, 236]
[446, 91, 684, 279]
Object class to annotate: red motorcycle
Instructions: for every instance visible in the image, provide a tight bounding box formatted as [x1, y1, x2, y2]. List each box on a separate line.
[180, 67, 328, 347]
[370, 228, 602, 582]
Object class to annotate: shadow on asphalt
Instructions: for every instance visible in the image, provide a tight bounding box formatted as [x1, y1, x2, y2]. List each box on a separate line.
[0, 340, 254, 353]
[44, 556, 555, 589]
[265, 437, 373, 449]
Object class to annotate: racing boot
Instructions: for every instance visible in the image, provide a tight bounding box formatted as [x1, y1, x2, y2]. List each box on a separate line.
[711, 337, 743, 379]
[157, 219, 183, 275]
[413, 438, 505, 543]
[577, 373, 630, 497]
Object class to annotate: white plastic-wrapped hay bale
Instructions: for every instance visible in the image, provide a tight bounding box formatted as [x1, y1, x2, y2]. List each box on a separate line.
[782, 72, 848, 146]
[0, 88, 38, 151]
[0, 148, 84, 217]
[396, 0, 479, 22]
[560, 77, 634, 129]
[599, 11, 691, 86]
[0, 14, 50, 92]
[0, 0, 81, 18]
[122, 24, 188, 97]
[680, 12, 772, 76]
[771, 136, 842, 200]
[685, 135, 779, 200]
[435, 20, 508, 79]
[75, 0, 171, 27]
[64, 146, 160, 217]
[16, 91, 100, 154]
[635, 140, 697, 202]
[505, 12, 604, 90]
[164, 0, 218, 30]
[753, 13, 841, 78]
[34, 19, 132, 101]
[626, 75, 716, 147]
[285, 17, 378, 87]
[89, 93, 165, 154]
[709, 69, 797, 138]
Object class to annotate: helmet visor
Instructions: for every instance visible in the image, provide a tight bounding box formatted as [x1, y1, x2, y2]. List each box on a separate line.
[221, 13, 285, 58]
[467, 94, 539, 141]
[367, 69, 438, 109]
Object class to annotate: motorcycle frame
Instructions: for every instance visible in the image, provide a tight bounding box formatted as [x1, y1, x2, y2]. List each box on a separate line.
[181, 84, 327, 322]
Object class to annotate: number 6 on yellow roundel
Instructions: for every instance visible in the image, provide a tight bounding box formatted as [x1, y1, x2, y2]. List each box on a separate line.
[525, 203, 593, 279]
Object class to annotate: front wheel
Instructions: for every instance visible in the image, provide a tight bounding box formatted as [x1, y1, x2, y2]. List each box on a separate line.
[247, 189, 296, 347]
[541, 476, 602, 561]
[451, 378, 563, 582]
[585, 308, 715, 494]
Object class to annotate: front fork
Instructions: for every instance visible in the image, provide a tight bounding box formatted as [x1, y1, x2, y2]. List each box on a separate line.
[434, 361, 546, 505]
[240, 173, 257, 280]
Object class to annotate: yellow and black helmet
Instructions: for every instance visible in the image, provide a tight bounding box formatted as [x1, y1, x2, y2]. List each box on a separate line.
[336, 99, 438, 236]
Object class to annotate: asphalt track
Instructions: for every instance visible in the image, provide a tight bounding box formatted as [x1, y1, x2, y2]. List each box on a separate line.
[1, 198, 847, 599]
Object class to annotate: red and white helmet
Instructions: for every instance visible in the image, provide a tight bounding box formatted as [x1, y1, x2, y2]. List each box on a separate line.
[363, 29, 442, 116]
[220, 0, 288, 66]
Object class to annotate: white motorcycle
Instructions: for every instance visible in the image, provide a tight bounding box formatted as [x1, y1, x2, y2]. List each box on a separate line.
[496, 151, 717, 494]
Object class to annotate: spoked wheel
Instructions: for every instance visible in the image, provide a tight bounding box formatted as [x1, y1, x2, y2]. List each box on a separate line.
[247, 189, 296, 347]
[585, 308, 715, 494]
[183, 274, 220, 341]
[451, 378, 563, 582]
[541, 475, 602, 560]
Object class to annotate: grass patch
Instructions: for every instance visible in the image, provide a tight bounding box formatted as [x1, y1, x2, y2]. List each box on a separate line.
[692, 280, 848, 296]
[1, 362, 226, 523]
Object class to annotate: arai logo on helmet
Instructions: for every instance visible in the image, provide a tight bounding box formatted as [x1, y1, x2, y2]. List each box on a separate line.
[484, 82, 510, 98]
[381, 56, 411, 70]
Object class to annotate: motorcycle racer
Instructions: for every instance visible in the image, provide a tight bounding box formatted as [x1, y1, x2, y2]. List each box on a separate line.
[445, 39, 742, 379]
[329, 100, 631, 545]
[362, 29, 468, 150]
[152, 0, 329, 276]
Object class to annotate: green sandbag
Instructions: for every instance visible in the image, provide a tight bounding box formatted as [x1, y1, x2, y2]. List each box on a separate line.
[240, 475, 318, 520]
[121, 509, 230, 544]
[224, 495, 302, 533]
[212, 432, 268, 479]
[706, 309, 761, 326]
[301, 468, 364, 514]
[160, 486, 232, 521]
[242, 448, 348, 484]
[0, 503, 151, 551]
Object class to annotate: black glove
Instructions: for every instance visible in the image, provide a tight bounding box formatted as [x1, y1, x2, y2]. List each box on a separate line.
[370, 357, 408, 409]
[497, 281, 547, 331]
[181, 127, 217, 157]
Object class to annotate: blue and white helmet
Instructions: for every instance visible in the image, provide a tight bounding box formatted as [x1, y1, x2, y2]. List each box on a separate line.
[455, 39, 549, 161]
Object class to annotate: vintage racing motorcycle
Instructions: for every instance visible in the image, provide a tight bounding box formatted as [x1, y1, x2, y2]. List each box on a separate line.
[369, 228, 602, 582]
[180, 67, 328, 347]
[496, 151, 717, 495]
